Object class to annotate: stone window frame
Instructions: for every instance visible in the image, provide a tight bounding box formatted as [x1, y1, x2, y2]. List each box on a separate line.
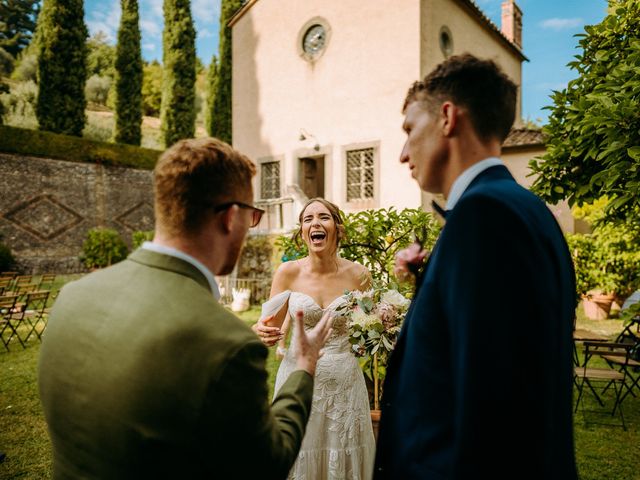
[343, 141, 380, 209]
[297, 16, 332, 63]
[257, 156, 283, 200]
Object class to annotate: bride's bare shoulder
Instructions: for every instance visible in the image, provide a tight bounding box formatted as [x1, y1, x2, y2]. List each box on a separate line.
[273, 258, 303, 282]
[340, 258, 371, 290]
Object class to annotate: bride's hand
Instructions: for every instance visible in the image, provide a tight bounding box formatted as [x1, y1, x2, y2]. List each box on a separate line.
[252, 315, 283, 347]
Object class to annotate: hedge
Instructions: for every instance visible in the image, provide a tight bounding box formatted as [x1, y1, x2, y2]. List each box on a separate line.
[0, 124, 161, 169]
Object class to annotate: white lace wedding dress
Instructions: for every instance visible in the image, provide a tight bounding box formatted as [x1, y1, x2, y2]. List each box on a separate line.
[266, 291, 375, 480]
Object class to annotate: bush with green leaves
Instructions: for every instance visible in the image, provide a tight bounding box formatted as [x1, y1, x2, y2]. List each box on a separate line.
[132, 230, 153, 250]
[80, 228, 129, 269]
[276, 207, 441, 289]
[0, 80, 37, 129]
[85, 74, 112, 105]
[0, 235, 15, 272]
[566, 199, 640, 298]
[11, 51, 37, 81]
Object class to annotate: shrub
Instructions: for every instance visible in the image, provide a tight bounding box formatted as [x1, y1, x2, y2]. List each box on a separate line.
[132, 230, 154, 250]
[0, 80, 38, 129]
[80, 228, 128, 269]
[0, 124, 161, 169]
[12, 53, 37, 82]
[85, 74, 112, 105]
[0, 235, 15, 272]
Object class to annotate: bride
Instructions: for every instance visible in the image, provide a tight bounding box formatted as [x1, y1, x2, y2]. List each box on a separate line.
[254, 198, 375, 479]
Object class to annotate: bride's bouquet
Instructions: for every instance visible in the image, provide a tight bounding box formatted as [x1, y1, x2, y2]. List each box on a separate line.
[338, 287, 411, 409]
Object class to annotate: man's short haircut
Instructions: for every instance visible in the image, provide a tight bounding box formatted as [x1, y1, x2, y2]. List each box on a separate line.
[154, 137, 256, 236]
[403, 53, 517, 142]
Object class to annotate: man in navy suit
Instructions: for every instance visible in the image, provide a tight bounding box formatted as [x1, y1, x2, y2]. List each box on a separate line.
[374, 54, 577, 479]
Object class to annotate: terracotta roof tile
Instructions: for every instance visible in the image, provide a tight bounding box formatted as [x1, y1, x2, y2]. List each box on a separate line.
[503, 127, 544, 148]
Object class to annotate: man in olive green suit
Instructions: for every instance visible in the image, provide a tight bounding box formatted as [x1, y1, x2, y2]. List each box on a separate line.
[39, 138, 332, 479]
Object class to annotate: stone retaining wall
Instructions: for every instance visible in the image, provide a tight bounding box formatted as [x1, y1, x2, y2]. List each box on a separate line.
[0, 153, 154, 273]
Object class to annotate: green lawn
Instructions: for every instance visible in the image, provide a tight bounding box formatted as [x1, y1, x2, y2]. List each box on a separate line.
[1, 300, 639, 479]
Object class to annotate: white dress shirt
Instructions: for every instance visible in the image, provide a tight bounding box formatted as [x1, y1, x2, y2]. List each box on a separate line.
[446, 157, 504, 211]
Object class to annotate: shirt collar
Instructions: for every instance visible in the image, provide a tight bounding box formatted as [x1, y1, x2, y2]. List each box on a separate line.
[445, 157, 504, 211]
[141, 241, 221, 300]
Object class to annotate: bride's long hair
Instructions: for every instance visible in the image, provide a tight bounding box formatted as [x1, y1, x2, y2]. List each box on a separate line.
[293, 198, 346, 255]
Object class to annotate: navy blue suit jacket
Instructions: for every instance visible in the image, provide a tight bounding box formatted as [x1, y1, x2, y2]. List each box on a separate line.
[374, 165, 577, 479]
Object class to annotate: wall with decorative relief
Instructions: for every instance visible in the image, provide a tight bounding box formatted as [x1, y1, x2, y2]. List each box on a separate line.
[0, 153, 154, 273]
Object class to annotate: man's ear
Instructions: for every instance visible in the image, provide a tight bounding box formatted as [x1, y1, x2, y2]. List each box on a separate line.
[440, 101, 458, 137]
[220, 205, 238, 234]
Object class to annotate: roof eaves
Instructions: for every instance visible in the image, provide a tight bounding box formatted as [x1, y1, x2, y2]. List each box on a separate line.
[455, 0, 529, 62]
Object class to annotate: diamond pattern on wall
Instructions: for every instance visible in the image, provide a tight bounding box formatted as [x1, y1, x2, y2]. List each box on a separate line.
[3, 195, 84, 240]
[116, 202, 155, 231]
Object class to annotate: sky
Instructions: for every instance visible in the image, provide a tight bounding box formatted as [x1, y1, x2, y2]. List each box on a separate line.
[84, 0, 609, 124]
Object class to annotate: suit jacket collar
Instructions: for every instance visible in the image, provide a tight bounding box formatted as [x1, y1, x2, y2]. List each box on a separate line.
[128, 248, 213, 294]
[455, 164, 515, 205]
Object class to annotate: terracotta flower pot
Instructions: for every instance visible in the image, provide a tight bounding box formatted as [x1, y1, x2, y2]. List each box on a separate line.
[582, 293, 616, 320]
[370, 409, 381, 442]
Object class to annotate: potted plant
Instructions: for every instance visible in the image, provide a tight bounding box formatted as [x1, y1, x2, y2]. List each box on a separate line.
[566, 225, 640, 320]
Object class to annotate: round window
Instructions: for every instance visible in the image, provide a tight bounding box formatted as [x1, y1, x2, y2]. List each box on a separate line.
[439, 26, 453, 58]
[303, 24, 327, 57]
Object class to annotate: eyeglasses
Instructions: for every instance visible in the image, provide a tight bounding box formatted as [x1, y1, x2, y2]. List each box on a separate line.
[212, 202, 265, 228]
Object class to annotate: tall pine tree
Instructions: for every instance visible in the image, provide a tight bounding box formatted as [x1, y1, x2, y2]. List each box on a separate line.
[114, 0, 143, 145]
[160, 0, 195, 147]
[35, 0, 88, 136]
[204, 55, 218, 136]
[208, 0, 242, 144]
[0, 0, 40, 58]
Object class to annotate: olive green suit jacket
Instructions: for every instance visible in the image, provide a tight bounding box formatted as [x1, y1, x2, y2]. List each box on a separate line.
[39, 249, 313, 479]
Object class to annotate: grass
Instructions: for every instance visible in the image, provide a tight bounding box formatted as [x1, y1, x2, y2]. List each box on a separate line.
[1, 290, 639, 479]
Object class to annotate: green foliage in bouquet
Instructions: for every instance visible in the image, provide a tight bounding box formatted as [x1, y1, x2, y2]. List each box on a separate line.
[80, 228, 128, 269]
[338, 286, 411, 409]
[276, 207, 441, 289]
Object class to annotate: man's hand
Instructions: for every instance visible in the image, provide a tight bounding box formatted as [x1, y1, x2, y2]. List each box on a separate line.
[293, 310, 333, 377]
[394, 241, 428, 282]
[252, 315, 283, 347]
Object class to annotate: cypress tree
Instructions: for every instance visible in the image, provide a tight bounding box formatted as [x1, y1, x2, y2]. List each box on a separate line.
[114, 0, 143, 145]
[204, 55, 218, 136]
[35, 0, 88, 136]
[160, 0, 195, 148]
[209, 0, 242, 144]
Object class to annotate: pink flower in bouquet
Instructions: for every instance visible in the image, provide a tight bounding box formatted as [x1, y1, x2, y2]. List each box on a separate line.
[394, 242, 428, 281]
[377, 303, 397, 330]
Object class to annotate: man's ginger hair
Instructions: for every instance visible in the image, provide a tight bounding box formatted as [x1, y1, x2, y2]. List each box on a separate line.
[154, 137, 256, 236]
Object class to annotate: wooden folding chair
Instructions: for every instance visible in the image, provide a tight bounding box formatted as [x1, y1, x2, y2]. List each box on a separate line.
[0, 294, 26, 351]
[574, 341, 635, 430]
[23, 291, 50, 342]
[38, 273, 57, 291]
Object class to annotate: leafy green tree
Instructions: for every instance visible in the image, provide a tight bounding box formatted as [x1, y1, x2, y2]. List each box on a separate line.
[530, 0, 640, 221]
[142, 60, 162, 116]
[208, 0, 242, 143]
[160, 0, 195, 147]
[87, 31, 115, 78]
[204, 55, 217, 135]
[35, 0, 88, 136]
[0, 0, 40, 58]
[114, 0, 142, 145]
